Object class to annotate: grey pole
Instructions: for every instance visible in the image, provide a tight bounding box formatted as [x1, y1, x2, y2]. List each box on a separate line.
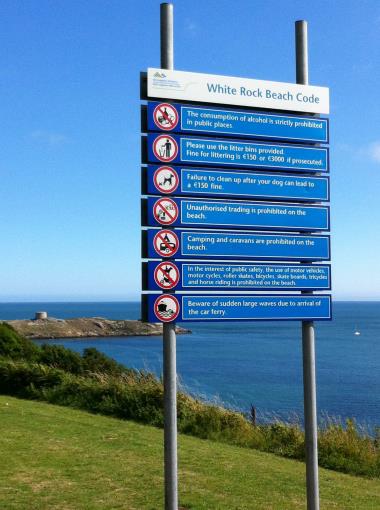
[161, 4, 178, 510]
[296, 20, 320, 510]
[161, 3, 174, 70]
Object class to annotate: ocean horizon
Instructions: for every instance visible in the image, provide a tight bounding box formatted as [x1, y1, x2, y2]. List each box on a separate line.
[1, 300, 379, 429]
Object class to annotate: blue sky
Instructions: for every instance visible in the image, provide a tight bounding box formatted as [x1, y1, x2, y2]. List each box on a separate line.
[0, 0, 379, 301]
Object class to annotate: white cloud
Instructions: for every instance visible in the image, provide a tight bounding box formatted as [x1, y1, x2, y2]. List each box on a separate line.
[184, 19, 198, 35]
[29, 130, 69, 146]
[368, 141, 380, 163]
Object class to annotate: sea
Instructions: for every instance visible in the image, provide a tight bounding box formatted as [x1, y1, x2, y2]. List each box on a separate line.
[1, 301, 379, 429]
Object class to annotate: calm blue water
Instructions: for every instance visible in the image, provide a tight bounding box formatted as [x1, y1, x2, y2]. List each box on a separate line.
[1, 301, 379, 427]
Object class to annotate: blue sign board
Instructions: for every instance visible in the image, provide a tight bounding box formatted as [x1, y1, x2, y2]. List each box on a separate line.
[144, 229, 331, 261]
[145, 165, 330, 202]
[144, 261, 331, 291]
[146, 134, 329, 173]
[147, 101, 329, 143]
[144, 294, 332, 322]
[145, 197, 330, 231]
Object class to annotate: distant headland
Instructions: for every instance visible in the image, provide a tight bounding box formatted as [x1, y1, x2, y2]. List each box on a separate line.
[5, 312, 190, 339]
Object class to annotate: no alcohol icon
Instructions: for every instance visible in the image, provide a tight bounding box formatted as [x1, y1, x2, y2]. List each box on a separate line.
[153, 103, 179, 131]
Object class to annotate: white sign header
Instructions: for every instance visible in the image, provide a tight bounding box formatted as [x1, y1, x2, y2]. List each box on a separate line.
[147, 68, 329, 114]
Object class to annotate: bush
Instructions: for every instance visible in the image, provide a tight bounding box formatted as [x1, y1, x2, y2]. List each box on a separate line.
[0, 358, 164, 425]
[0, 323, 133, 377]
[82, 347, 128, 376]
[257, 422, 305, 459]
[177, 396, 254, 446]
[39, 344, 84, 375]
[0, 323, 39, 361]
[0, 359, 65, 398]
[318, 419, 380, 477]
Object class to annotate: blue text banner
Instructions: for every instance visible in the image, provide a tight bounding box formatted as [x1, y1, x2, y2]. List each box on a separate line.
[144, 197, 330, 231]
[146, 134, 329, 173]
[147, 101, 329, 143]
[144, 294, 332, 322]
[144, 261, 331, 291]
[145, 165, 329, 202]
[143, 229, 331, 261]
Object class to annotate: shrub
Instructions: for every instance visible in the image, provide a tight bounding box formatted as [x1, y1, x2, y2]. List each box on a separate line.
[318, 419, 380, 477]
[0, 323, 39, 361]
[0, 359, 165, 426]
[39, 344, 84, 375]
[82, 347, 128, 376]
[0, 359, 65, 398]
[0, 322, 133, 378]
[177, 396, 254, 446]
[257, 422, 305, 459]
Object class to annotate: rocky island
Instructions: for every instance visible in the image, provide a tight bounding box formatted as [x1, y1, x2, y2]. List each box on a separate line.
[5, 314, 190, 340]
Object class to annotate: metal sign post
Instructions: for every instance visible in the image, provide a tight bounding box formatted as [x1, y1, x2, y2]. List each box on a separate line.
[160, 4, 178, 510]
[296, 20, 320, 510]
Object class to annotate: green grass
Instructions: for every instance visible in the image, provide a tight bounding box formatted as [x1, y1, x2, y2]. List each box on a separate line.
[0, 396, 379, 510]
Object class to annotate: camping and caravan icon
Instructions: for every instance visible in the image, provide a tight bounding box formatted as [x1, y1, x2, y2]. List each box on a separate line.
[160, 233, 175, 252]
[160, 234, 175, 252]
[153, 230, 179, 257]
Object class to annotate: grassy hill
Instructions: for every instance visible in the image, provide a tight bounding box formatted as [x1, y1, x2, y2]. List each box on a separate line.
[0, 396, 379, 510]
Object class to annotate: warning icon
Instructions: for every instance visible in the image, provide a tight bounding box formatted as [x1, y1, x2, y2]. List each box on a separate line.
[153, 197, 179, 225]
[154, 166, 179, 194]
[154, 261, 180, 290]
[153, 135, 178, 162]
[154, 294, 180, 322]
[153, 230, 179, 257]
[153, 103, 179, 131]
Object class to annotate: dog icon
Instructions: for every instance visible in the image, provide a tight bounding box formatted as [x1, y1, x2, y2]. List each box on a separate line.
[159, 173, 175, 188]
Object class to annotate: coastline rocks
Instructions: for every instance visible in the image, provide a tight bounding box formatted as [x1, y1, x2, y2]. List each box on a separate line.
[4, 317, 191, 339]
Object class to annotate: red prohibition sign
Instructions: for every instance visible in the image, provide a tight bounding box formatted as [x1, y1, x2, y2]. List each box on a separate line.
[153, 230, 179, 257]
[153, 135, 178, 162]
[154, 261, 180, 290]
[153, 103, 179, 131]
[153, 197, 179, 225]
[154, 294, 180, 322]
[153, 166, 179, 194]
